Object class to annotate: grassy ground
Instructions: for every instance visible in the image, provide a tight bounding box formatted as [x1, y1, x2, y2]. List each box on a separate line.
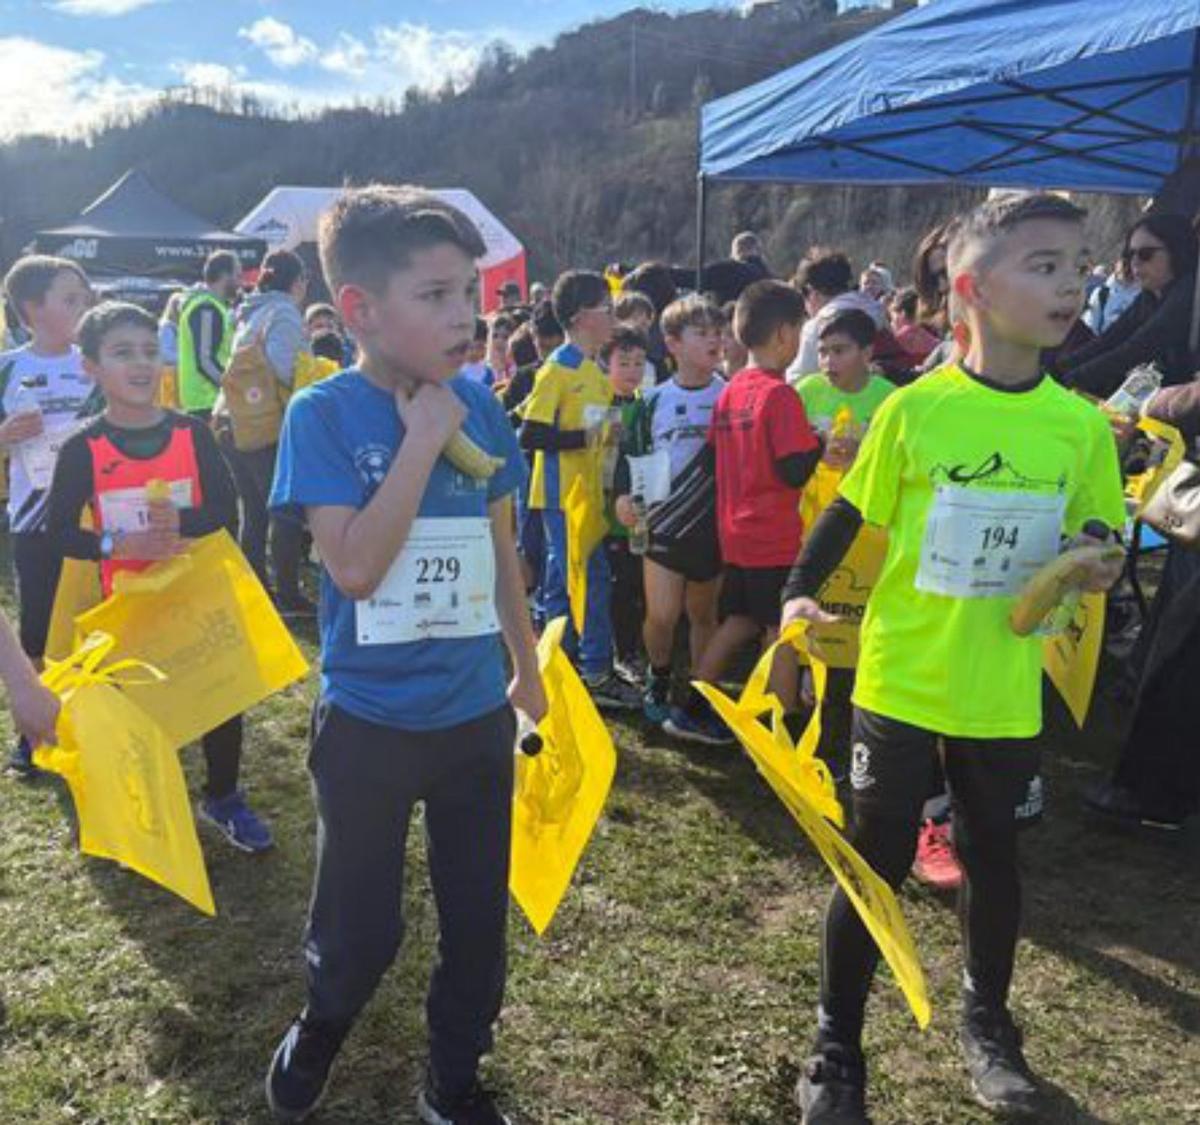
[0, 593, 1197, 1123]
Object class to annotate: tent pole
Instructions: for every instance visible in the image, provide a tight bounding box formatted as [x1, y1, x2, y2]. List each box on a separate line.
[696, 173, 708, 293]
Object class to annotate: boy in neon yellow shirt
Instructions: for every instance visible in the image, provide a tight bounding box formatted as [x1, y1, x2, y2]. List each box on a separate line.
[520, 270, 639, 709]
[783, 194, 1125, 1123]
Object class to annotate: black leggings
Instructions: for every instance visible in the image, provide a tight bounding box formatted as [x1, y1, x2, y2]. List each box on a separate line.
[819, 707, 1040, 1048]
[201, 715, 243, 800]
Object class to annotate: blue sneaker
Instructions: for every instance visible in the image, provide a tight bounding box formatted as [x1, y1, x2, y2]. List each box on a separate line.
[200, 790, 273, 853]
[642, 682, 671, 726]
[6, 737, 39, 780]
[662, 706, 736, 747]
[266, 1011, 347, 1122]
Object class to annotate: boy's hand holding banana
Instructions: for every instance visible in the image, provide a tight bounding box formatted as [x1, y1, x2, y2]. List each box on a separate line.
[394, 379, 506, 480]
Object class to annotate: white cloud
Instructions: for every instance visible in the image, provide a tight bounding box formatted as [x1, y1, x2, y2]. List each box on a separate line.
[238, 17, 317, 69]
[0, 37, 155, 139]
[49, 0, 159, 14]
[320, 32, 370, 77]
[373, 25, 485, 91]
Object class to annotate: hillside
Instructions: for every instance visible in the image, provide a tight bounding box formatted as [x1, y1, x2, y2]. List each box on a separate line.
[0, 2, 1138, 285]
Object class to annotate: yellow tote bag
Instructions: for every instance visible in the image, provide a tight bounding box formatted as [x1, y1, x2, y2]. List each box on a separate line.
[1044, 592, 1105, 729]
[46, 557, 104, 663]
[34, 633, 215, 915]
[510, 616, 617, 935]
[1126, 416, 1185, 516]
[73, 530, 309, 750]
[564, 475, 609, 636]
[696, 624, 931, 1029]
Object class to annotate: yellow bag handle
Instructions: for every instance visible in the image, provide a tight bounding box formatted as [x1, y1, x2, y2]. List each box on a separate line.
[41, 631, 167, 697]
[109, 550, 196, 596]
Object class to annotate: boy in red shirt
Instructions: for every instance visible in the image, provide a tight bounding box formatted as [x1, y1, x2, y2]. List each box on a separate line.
[664, 281, 821, 744]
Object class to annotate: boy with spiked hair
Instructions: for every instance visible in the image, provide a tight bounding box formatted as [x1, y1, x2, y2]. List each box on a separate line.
[783, 193, 1125, 1123]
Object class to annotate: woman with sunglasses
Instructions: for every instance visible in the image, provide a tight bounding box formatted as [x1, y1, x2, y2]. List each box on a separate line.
[1057, 212, 1198, 397]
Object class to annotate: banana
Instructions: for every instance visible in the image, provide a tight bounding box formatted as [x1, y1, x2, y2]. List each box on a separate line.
[1009, 544, 1124, 637]
[442, 430, 507, 480]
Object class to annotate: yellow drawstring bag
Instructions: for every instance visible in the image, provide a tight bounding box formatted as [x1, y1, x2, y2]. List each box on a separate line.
[695, 623, 931, 1029]
[34, 633, 216, 915]
[1043, 592, 1105, 729]
[510, 617, 617, 935]
[1125, 416, 1185, 515]
[157, 365, 179, 410]
[73, 530, 309, 750]
[564, 474, 609, 635]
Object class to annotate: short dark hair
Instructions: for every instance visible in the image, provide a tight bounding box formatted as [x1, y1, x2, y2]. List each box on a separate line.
[621, 262, 677, 315]
[304, 302, 340, 325]
[614, 291, 655, 321]
[552, 270, 610, 329]
[473, 316, 488, 343]
[203, 251, 240, 285]
[489, 312, 517, 337]
[257, 249, 306, 294]
[734, 280, 805, 349]
[318, 185, 486, 295]
[77, 300, 157, 361]
[531, 301, 563, 341]
[3, 255, 90, 324]
[893, 286, 920, 321]
[1126, 211, 1198, 281]
[818, 308, 876, 349]
[660, 294, 724, 339]
[600, 323, 648, 363]
[509, 323, 538, 368]
[310, 331, 345, 364]
[794, 248, 853, 298]
[949, 192, 1087, 276]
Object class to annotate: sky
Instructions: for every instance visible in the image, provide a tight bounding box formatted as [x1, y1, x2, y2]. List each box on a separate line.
[0, 0, 725, 140]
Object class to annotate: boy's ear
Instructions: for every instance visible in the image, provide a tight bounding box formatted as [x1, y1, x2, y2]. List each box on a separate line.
[81, 355, 100, 380]
[953, 270, 981, 309]
[662, 332, 683, 358]
[337, 285, 373, 338]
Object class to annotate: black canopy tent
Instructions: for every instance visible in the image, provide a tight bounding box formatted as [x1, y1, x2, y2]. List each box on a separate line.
[33, 169, 266, 280]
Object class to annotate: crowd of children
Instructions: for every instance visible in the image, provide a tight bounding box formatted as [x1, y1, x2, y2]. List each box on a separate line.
[0, 186, 1154, 1125]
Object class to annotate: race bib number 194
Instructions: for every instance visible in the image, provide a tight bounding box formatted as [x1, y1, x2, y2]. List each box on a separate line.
[916, 486, 1064, 599]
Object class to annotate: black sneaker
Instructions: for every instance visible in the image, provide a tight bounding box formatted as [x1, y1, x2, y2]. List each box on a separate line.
[961, 1007, 1042, 1117]
[1084, 780, 1184, 832]
[265, 1012, 347, 1122]
[582, 670, 643, 711]
[417, 1080, 512, 1125]
[795, 1043, 869, 1124]
[6, 737, 39, 780]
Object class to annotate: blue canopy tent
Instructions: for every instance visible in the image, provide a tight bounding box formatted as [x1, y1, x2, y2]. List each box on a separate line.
[696, 0, 1200, 280]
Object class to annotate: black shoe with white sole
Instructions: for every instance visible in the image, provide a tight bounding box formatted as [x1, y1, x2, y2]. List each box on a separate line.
[265, 1011, 347, 1122]
[795, 1043, 870, 1124]
[961, 1006, 1043, 1118]
[417, 1080, 512, 1125]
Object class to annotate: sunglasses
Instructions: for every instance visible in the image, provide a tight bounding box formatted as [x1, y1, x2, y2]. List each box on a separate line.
[1124, 246, 1166, 264]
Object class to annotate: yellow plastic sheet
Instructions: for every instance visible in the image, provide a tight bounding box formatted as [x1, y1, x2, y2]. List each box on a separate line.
[33, 633, 215, 915]
[696, 624, 931, 1028]
[510, 616, 617, 935]
[73, 530, 309, 750]
[1044, 592, 1105, 729]
[564, 474, 609, 636]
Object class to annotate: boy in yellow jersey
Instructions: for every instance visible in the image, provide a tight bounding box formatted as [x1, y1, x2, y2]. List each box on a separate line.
[782, 194, 1126, 1123]
[520, 270, 640, 709]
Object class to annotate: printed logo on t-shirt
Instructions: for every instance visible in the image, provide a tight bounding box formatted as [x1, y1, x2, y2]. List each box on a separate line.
[354, 444, 393, 496]
[930, 451, 1064, 494]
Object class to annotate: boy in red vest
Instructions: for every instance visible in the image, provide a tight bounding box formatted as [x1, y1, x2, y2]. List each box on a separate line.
[45, 301, 271, 853]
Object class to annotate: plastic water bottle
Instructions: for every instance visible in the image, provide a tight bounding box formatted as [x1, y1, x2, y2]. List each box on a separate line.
[1105, 363, 1162, 417]
[629, 494, 649, 556]
[11, 379, 40, 422]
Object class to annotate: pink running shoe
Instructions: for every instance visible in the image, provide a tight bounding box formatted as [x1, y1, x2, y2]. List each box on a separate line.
[912, 818, 963, 890]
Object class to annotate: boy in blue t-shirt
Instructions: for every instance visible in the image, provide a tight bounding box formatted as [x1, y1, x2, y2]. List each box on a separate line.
[266, 186, 544, 1125]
